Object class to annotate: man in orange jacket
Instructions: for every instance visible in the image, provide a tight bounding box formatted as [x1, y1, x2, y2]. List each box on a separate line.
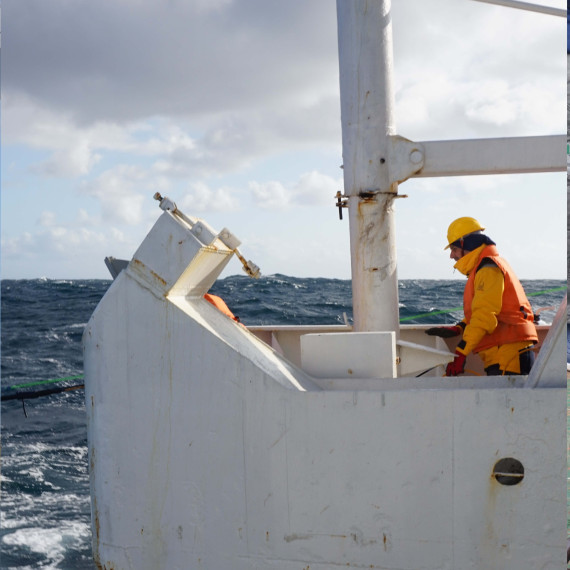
[426, 217, 538, 377]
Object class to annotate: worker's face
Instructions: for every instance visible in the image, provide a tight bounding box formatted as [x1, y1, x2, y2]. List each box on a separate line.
[449, 245, 464, 261]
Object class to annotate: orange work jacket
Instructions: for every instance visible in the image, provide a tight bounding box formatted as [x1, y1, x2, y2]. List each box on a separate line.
[204, 293, 239, 322]
[463, 245, 537, 353]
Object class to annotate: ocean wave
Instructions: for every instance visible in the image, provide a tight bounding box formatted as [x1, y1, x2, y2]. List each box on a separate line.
[2, 521, 91, 569]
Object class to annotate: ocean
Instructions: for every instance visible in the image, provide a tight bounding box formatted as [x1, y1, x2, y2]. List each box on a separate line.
[0, 276, 566, 569]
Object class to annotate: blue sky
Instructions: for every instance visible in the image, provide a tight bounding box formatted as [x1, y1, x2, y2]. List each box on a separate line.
[2, 0, 566, 280]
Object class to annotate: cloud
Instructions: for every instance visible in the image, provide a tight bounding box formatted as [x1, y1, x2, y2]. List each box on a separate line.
[178, 182, 240, 212]
[80, 165, 151, 225]
[250, 171, 341, 210]
[392, 1, 565, 140]
[2, 223, 121, 259]
[250, 180, 289, 210]
[34, 141, 102, 178]
[1, 210, 139, 279]
[37, 211, 57, 228]
[2, 0, 338, 124]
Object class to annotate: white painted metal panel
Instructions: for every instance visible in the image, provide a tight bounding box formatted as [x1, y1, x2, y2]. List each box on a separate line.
[525, 297, 567, 387]
[300, 331, 397, 378]
[130, 209, 233, 298]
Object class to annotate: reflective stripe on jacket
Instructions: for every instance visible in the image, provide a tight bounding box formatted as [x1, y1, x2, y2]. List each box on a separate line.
[463, 245, 537, 353]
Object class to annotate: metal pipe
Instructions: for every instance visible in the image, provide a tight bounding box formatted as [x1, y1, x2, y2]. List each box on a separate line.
[336, 0, 400, 334]
[470, 0, 566, 17]
[413, 135, 566, 178]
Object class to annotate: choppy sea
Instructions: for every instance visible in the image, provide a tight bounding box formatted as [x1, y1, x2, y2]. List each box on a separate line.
[0, 276, 566, 569]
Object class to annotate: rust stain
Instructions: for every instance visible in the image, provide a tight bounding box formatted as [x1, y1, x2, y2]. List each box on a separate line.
[480, 463, 501, 562]
[93, 497, 101, 568]
[94, 501, 100, 544]
[150, 269, 167, 287]
[131, 258, 168, 287]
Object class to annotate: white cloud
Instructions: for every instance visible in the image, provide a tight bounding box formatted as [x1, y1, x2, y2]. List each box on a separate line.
[250, 171, 341, 210]
[250, 180, 289, 210]
[80, 165, 150, 225]
[4, 224, 109, 258]
[2, 1, 338, 123]
[178, 182, 241, 212]
[37, 211, 57, 227]
[295, 171, 341, 206]
[35, 141, 102, 178]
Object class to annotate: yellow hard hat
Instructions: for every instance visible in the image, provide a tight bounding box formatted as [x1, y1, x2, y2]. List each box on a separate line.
[444, 217, 485, 249]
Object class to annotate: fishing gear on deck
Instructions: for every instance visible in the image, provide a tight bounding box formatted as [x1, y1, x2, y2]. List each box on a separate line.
[2, 376, 85, 418]
[2, 383, 85, 402]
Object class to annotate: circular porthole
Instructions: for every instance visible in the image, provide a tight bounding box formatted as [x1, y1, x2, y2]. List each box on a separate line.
[492, 457, 524, 486]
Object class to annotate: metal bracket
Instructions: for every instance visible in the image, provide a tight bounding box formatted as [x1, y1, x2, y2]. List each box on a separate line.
[234, 249, 261, 279]
[154, 192, 178, 212]
[217, 227, 260, 279]
[386, 135, 425, 186]
[335, 191, 349, 220]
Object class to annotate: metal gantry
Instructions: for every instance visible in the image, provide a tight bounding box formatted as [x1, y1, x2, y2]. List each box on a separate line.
[336, 0, 565, 333]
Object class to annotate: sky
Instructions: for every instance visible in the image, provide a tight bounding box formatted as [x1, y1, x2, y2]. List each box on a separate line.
[1, 0, 567, 280]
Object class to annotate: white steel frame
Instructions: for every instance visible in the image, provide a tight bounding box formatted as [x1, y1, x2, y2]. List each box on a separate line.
[336, 0, 565, 333]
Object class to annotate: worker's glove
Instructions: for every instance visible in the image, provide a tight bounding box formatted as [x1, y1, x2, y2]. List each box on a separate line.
[425, 325, 463, 338]
[445, 351, 466, 377]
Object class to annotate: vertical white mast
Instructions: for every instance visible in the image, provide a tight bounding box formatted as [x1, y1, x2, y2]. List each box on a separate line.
[336, 0, 399, 333]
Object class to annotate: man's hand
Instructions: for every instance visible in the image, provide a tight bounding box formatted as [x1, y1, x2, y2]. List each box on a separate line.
[425, 325, 462, 338]
[445, 351, 466, 376]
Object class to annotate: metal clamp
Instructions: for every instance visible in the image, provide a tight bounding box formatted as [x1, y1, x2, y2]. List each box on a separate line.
[234, 249, 261, 279]
[153, 192, 178, 213]
[335, 191, 349, 220]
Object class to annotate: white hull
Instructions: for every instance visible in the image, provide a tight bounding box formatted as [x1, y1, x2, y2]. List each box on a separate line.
[83, 209, 566, 569]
